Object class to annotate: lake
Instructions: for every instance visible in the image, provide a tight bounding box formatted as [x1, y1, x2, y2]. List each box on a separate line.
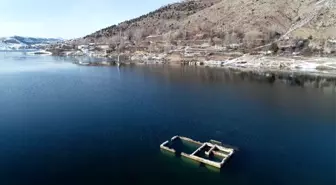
[0, 52, 335, 185]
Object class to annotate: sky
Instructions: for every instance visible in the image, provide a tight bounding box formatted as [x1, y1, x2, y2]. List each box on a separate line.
[0, 0, 179, 39]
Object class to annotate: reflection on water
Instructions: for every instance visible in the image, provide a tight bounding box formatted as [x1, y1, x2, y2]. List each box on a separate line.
[126, 64, 336, 93]
[0, 52, 75, 73]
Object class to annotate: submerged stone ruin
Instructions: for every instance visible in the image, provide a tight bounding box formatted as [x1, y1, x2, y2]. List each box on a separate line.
[160, 136, 235, 170]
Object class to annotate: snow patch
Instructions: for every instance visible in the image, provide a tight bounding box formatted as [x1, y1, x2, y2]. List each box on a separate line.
[204, 55, 336, 74]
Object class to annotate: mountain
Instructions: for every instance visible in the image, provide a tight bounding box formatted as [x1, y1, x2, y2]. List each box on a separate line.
[0, 36, 63, 50]
[74, 0, 335, 53]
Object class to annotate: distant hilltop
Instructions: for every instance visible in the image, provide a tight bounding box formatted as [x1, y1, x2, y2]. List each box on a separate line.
[0, 36, 63, 50]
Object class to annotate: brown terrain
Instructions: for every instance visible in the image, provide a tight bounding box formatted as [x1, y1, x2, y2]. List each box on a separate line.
[47, 0, 336, 80]
[68, 0, 336, 54]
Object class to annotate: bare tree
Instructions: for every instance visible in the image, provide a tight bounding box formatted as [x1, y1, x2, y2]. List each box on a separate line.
[244, 30, 263, 48]
[133, 28, 145, 46]
[262, 25, 282, 43]
[163, 32, 172, 44]
[95, 37, 106, 44]
[72, 38, 90, 46]
[124, 30, 134, 41]
[107, 36, 120, 49]
[224, 31, 239, 45]
[148, 42, 156, 53]
[163, 32, 174, 53]
[119, 39, 126, 51]
[143, 27, 155, 37]
[171, 28, 186, 40]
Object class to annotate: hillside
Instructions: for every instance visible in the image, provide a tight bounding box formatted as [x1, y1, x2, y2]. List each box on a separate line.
[53, 0, 336, 54]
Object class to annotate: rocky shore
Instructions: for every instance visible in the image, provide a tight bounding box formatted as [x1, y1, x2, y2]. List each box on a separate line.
[64, 51, 336, 89]
[48, 40, 336, 88]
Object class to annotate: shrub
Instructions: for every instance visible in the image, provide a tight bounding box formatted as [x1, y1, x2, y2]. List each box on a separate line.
[243, 30, 263, 48]
[269, 43, 279, 53]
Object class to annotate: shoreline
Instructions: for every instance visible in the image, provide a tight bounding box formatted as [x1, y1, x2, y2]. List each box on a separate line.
[69, 53, 336, 89]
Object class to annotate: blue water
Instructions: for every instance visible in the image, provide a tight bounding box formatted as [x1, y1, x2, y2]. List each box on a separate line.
[0, 52, 335, 185]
